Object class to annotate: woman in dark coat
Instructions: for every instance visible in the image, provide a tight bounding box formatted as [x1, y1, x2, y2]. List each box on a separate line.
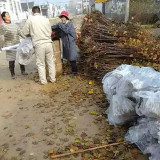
[52, 11, 78, 75]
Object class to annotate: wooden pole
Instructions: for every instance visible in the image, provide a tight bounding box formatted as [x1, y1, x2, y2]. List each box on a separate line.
[51, 142, 126, 159]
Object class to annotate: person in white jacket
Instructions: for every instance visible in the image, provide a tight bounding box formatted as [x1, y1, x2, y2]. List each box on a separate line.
[23, 6, 56, 85]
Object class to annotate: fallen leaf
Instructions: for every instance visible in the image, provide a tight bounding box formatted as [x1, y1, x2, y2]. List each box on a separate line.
[25, 125, 30, 129]
[1, 113, 12, 119]
[94, 62, 98, 69]
[90, 144, 95, 148]
[84, 153, 91, 159]
[50, 153, 55, 158]
[65, 127, 75, 135]
[11, 157, 17, 160]
[90, 111, 97, 115]
[89, 80, 94, 85]
[131, 149, 139, 158]
[2, 148, 8, 152]
[88, 89, 94, 94]
[70, 148, 75, 153]
[81, 132, 87, 138]
[48, 150, 54, 154]
[75, 138, 80, 143]
[116, 137, 124, 142]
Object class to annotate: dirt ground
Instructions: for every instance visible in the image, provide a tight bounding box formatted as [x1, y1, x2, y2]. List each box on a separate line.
[0, 14, 149, 160]
[0, 50, 148, 160]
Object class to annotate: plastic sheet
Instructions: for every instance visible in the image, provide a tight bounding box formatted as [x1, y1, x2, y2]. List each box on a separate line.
[125, 118, 158, 153]
[144, 144, 160, 160]
[107, 95, 136, 125]
[102, 72, 121, 101]
[102, 64, 139, 100]
[103, 65, 160, 125]
[16, 38, 34, 65]
[103, 65, 160, 159]
[116, 78, 133, 97]
[103, 65, 160, 98]
[134, 91, 160, 118]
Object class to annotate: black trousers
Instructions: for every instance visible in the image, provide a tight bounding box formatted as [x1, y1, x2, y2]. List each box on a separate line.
[70, 61, 77, 73]
[9, 61, 25, 76]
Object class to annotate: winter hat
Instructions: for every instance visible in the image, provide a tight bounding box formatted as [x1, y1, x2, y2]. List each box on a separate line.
[59, 11, 69, 20]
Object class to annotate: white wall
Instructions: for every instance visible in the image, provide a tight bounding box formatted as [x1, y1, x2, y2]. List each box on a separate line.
[8, 0, 25, 21]
[54, 6, 65, 17]
[0, 0, 26, 22]
[0, 1, 10, 13]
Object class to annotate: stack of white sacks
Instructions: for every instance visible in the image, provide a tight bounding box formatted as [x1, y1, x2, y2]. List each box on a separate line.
[102, 65, 160, 160]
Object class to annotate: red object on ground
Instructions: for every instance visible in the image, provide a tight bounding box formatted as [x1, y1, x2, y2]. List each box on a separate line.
[0, 12, 3, 25]
[59, 11, 69, 20]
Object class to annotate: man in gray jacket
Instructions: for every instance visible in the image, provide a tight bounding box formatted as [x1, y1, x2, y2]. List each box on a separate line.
[23, 6, 56, 85]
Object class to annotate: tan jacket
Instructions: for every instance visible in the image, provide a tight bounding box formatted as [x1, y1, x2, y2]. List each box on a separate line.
[23, 13, 52, 47]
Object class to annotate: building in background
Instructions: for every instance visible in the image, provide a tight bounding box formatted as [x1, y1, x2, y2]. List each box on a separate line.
[41, 4, 48, 17]
[89, 0, 128, 22]
[0, 0, 8, 13]
[41, 3, 66, 18]
[54, 5, 66, 17]
[21, 1, 66, 19]
[68, 0, 76, 14]
[75, 0, 90, 15]
[0, 0, 10, 16]
[1, 0, 71, 21]
[105, 0, 126, 21]
[89, 0, 104, 12]
[82, 0, 90, 13]
[47, 3, 66, 18]
[21, 1, 34, 19]
[0, 0, 25, 21]
[47, 2, 54, 18]
[76, 0, 83, 15]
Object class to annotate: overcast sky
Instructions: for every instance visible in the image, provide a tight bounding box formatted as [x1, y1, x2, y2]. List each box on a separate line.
[21, 0, 71, 6]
